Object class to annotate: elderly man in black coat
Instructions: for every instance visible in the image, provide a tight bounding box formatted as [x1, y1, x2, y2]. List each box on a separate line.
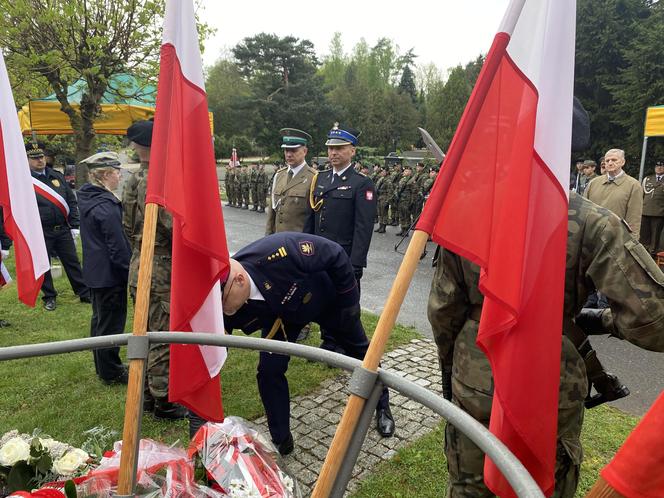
[221, 231, 395, 454]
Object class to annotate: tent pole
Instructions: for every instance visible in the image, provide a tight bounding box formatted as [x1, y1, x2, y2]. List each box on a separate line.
[638, 136, 648, 182]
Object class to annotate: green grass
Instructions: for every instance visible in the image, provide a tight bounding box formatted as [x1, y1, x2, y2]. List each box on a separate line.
[0, 257, 417, 447]
[349, 406, 639, 498]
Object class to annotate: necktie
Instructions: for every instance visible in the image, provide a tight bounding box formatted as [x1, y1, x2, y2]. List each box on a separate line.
[287, 169, 294, 181]
[608, 176, 615, 183]
[657, 176, 662, 182]
[333, 173, 340, 183]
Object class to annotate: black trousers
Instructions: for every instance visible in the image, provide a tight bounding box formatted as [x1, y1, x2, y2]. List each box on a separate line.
[640, 215, 664, 256]
[257, 305, 390, 445]
[41, 228, 89, 301]
[90, 285, 127, 381]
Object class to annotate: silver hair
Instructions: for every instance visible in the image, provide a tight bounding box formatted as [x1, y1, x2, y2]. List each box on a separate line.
[605, 148, 625, 160]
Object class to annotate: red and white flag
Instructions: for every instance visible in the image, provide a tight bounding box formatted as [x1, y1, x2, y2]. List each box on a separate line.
[0, 52, 49, 306]
[418, 0, 576, 495]
[230, 148, 239, 167]
[146, 0, 230, 422]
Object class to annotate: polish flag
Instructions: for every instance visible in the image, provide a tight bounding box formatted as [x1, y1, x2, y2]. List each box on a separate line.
[417, 0, 576, 495]
[146, 0, 229, 422]
[230, 148, 239, 167]
[0, 52, 49, 306]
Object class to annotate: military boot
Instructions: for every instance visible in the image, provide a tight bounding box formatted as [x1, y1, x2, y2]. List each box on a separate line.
[153, 398, 188, 420]
[143, 382, 155, 412]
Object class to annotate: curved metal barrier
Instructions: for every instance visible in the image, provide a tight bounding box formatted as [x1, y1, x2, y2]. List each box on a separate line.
[0, 332, 545, 498]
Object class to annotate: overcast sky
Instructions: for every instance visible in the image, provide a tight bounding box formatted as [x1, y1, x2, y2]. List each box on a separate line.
[199, 0, 510, 74]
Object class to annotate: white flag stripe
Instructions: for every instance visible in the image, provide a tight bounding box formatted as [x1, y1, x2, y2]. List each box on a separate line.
[189, 280, 227, 375]
[162, 0, 205, 91]
[0, 54, 49, 280]
[506, 0, 576, 195]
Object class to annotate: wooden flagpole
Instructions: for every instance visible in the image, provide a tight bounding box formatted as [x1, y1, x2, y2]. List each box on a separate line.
[311, 229, 429, 498]
[117, 202, 159, 494]
[586, 477, 623, 498]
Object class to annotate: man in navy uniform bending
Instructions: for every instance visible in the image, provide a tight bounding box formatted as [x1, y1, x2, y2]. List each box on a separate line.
[221, 232, 395, 454]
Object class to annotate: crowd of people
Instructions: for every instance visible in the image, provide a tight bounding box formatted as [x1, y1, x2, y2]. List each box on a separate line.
[2, 102, 663, 497]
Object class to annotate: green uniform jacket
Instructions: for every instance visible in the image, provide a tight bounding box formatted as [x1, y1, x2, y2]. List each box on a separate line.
[642, 174, 664, 217]
[265, 165, 316, 234]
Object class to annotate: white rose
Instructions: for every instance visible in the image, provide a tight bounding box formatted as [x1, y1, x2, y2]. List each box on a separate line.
[0, 437, 30, 466]
[52, 448, 89, 475]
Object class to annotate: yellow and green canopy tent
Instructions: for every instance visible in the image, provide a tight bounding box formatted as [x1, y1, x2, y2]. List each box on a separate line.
[18, 73, 213, 135]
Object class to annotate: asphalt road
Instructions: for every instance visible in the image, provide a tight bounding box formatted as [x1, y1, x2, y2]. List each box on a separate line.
[221, 205, 662, 417]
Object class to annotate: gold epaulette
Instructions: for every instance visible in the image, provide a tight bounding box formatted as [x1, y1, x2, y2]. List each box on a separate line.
[309, 171, 324, 211]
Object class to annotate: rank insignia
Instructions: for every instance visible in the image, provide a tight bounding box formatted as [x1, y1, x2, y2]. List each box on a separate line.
[299, 241, 315, 256]
[267, 246, 288, 261]
[52, 179, 61, 187]
[302, 292, 312, 304]
[263, 281, 272, 291]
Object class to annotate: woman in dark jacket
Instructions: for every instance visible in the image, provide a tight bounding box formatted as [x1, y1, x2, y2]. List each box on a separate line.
[78, 153, 131, 384]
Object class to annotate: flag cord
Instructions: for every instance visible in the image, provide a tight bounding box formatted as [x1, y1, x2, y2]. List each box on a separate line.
[311, 229, 429, 498]
[117, 202, 159, 495]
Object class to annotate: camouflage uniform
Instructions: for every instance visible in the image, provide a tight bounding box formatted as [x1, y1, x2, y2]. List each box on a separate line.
[224, 166, 234, 206]
[387, 168, 401, 225]
[254, 166, 268, 212]
[427, 192, 664, 498]
[240, 166, 250, 209]
[374, 171, 392, 231]
[126, 167, 174, 401]
[395, 174, 415, 234]
[249, 166, 258, 210]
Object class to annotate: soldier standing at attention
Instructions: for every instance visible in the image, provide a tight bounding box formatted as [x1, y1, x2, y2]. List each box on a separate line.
[374, 166, 392, 233]
[249, 163, 258, 210]
[224, 162, 234, 207]
[640, 160, 664, 257]
[394, 164, 415, 237]
[387, 163, 402, 226]
[124, 120, 187, 421]
[255, 163, 268, 213]
[28, 142, 90, 311]
[306, 123, 376, 293]
[265, 129, 316, 235]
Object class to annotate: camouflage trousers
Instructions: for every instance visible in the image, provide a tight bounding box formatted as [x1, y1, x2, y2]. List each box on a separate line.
[377, 199, 390, 225]
[130, 287, 171, 399]
[398, 201, 412, 229]
[439, 324, 587, 498]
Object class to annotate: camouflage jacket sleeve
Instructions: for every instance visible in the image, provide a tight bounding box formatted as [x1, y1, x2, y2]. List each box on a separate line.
[570, 193, 664, 351]
[427, 247, 476, 367]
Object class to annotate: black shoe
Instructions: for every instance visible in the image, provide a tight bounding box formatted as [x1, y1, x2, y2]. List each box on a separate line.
[251, 206, 258, 211]
[297, 324, 310, 342]
[376, 406, 395, 437]
[79, 294, 91, 304]
[259, 208, 265, 213]
[154, 399, 188, 420]
[377, 225, 386, 233]
[274, 433, 294, 456]
[320, 341, 346, 355]
[43, 298, 56, 311]
[143, 385, 155, 412]
[374, 226, 382, 233]
[242, 205, 249, 210]
[0, 319, 11, 327]
[102, 368, 129, 386]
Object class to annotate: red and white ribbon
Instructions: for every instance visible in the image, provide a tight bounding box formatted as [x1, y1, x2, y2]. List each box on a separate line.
[32, 177, 70, 219]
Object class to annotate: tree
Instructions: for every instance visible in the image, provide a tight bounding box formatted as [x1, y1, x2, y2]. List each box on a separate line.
[574, 0, 652, 166]
[0, 0, 166, 183]
[398, 65, 417, 103]
[609, 1, 664, 165]
[231, 33, 334, 154]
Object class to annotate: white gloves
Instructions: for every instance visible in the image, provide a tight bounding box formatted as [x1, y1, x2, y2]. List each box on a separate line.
[1, 249, 9, 260]
[71, 229, 80, 239]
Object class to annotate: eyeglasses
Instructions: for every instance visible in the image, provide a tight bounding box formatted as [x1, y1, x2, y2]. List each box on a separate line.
[221, 274, 237, 313]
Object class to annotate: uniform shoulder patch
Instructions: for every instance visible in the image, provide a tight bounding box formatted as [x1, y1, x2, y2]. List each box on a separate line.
[276, 166, 288, 173]
[299, 240, 315, 256]
[365, 190, 374, 201]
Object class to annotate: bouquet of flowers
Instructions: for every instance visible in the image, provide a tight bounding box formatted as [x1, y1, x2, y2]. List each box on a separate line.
[0, 431, 90, 496]
[189, 417, 300, 498]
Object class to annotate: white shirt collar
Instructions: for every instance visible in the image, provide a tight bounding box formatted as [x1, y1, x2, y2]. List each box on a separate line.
[333, 163, 353, 177]
[288, 162, 306, 177]
[607, 170, 625, 181]
[247, 273, 265, 301]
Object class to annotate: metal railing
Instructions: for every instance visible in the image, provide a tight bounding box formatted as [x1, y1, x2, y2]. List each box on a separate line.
[0, 333, 544, 498]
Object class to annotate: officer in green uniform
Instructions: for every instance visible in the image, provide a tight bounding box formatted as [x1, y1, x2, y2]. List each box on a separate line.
[394, 165, 415, 236]
[265, 128, 316, 235]
[374, 165, 392, 233]
[124, 120, 187, 421]
[640, 160, 664, 257]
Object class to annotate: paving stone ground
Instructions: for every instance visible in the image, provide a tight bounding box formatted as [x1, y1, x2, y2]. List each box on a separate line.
[249, 338, 444, 496]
